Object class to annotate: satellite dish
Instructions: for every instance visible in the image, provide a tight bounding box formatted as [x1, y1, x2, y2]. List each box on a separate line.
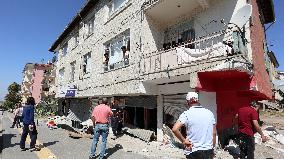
[231, 4, 252, 28]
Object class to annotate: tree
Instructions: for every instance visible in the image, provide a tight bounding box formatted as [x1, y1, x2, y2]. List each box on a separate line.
[3, 82, 22, 110]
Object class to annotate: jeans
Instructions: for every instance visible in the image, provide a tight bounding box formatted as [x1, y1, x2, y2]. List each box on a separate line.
[239, 133, 255, 159]
[20, 124, 37, 149]
[90, 124, 109, 159]
[186, 149, 214, 159]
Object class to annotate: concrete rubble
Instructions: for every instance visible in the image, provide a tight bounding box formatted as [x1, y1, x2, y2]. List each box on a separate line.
[43, 115, 284, 159]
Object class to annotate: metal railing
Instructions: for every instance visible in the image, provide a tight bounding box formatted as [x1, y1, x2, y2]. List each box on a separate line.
[140, 29, 248, 75]
[103, 59, 130, 72]
[142, 0, 160, 10]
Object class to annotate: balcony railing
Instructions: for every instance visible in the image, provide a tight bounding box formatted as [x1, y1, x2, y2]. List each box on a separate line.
[103, 59, 129, 72]
[140, 28, 248, 75]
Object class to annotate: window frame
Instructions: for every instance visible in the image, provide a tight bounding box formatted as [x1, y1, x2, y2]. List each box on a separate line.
[70, 61, 76, 82]
[83, 52, 92, 74]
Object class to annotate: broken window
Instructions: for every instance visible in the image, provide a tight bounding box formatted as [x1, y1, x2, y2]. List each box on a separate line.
[83, 52, 91, 74]
[104, 30, 130, 71]
[62, 43, 68, 56]
[70, 61, 76, 82]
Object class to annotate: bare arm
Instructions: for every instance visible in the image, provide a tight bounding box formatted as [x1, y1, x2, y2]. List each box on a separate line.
[172, 120, 192, 148]
[91, 116, 96, 125]
[252, 120, 268, 142]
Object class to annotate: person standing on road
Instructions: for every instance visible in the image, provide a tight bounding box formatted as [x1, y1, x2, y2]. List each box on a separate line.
[90, 98, 113, 159]
[236, 101, 268, 159]
[20, 97, 38, 151]
[172, 92, 216, 159]
[11, 103, 22, 128]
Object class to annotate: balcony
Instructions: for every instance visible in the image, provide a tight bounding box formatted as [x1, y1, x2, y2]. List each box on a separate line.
[142, 0, 209, 25]
[43, 70, 55, 79]
[140, 28, 249, 76]
[103, 60, 129, 72]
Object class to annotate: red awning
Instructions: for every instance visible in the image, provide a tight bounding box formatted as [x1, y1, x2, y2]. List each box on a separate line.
[197, 70, 270, 100]
[197, 70, 251, 92]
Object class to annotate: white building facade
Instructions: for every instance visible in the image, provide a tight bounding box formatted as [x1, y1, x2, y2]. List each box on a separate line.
[50, 0, 275, 141]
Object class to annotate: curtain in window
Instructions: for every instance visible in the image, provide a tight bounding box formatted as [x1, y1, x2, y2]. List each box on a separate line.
[109, 39, 123, 65]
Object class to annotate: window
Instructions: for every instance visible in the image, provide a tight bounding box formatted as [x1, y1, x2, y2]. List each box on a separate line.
[70, 61, 76, 82]
[83, 53, 91, 74]
[62, 43, 68, 56]
[74, 33, 79, 45]
[59, 68, 65, 81]
[104, 30, 130, 70]
[109, 0, 127, 16]
[87, 18, 94, 35]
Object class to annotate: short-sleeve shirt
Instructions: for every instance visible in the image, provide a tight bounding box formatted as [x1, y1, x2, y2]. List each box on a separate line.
[178, 106, 216, 155]
[92, 104, 112, 124]
[237, 106, 259, 136]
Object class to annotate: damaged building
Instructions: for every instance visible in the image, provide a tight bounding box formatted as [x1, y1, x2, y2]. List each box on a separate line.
[49, 0, 276, 142]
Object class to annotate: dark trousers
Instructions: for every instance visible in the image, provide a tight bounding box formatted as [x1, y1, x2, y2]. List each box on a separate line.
[111, 117, 122, 136]
[20, 124, 37, 149]
[239, 133, 255, 159]
[11, 116, 21, 128]
[186, 149, 214, 159]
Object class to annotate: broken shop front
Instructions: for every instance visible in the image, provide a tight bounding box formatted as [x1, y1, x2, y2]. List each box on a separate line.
[197, 70, 271, 146]
[113, 96, 157, 132]
[58, 97, 92, 128]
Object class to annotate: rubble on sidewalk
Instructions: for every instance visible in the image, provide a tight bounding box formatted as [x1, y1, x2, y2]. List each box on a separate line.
[123, 127, 155, 142]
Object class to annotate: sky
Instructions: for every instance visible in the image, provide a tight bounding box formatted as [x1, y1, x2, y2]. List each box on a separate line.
[0, 0, 85, 100]
[0, 0, 283, 101]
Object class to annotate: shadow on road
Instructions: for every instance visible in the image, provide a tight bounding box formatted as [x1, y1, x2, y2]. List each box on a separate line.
[104, 144, 123, 158]
[38, 140, 59, 149]
[1, 133, 19, 151]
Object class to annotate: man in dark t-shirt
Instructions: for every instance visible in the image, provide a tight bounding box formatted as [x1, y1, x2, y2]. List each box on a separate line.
[236, 101, 268, 159]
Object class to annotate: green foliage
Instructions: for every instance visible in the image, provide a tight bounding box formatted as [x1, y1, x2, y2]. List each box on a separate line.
[3, 82, 21, 110]
[36, 96, 58, 117]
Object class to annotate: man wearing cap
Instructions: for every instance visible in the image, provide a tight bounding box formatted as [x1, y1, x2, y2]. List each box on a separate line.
[172, 92, 216, 159]
[236, 101, 267, 159]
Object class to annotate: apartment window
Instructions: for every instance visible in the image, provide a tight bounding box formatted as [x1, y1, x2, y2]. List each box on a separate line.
[87, 18, 94, 35]
[104, 30, 130, 70]
[83, 52, 91, 74]
[59, 68, 65, 81]
[70, 61, 76, 82]
[109, 0, 127, 15]
[74, 33, 79, 45]
[62, 43, 68, 56]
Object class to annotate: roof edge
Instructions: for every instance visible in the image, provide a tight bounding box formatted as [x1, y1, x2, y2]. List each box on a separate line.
[49, 0, 97, 52]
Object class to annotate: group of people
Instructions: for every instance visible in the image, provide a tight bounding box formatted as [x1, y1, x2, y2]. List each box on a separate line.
[172, 92, 268, 159]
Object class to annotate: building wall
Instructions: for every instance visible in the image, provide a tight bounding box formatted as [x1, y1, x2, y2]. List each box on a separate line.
[31, 65, 45, 104]
[55, 0, 252, 98]
[249, 0, 273, 98]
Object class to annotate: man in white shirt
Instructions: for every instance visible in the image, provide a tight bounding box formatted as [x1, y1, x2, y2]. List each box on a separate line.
[172, 92, 216, 159]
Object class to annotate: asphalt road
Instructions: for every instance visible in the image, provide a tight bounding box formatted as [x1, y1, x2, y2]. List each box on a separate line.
[0, 111, 150, 159]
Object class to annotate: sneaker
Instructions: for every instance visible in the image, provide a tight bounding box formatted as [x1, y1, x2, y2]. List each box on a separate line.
[21, 148, 28, 151]
[29, 147, 39, 152]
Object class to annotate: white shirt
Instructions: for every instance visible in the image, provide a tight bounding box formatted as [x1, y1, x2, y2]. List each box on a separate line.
[178, 106, 216, 155]
[18, 107, 23, 116]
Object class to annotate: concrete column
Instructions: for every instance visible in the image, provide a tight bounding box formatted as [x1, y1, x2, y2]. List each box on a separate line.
[157, 94, 163, 142]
